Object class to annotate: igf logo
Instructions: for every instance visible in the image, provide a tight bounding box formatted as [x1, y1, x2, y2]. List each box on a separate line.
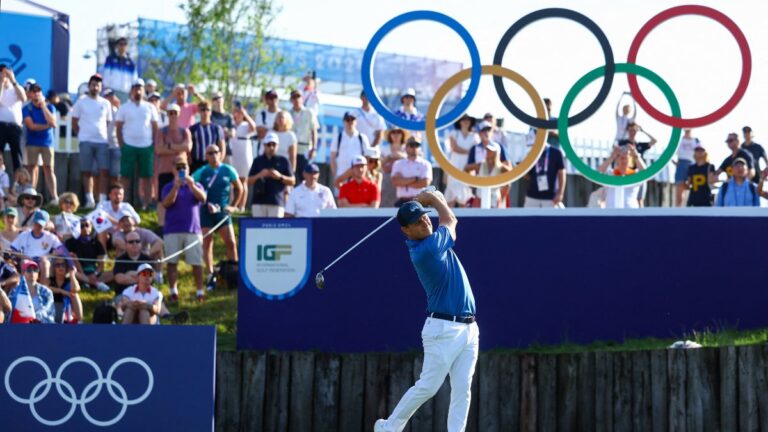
[257, 245, 292, 261]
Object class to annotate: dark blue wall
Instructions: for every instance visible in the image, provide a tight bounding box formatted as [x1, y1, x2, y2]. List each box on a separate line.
[238, 215, 768, 352]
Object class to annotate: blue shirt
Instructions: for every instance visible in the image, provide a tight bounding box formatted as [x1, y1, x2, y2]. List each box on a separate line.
[22, 103, 56, 147]
[406, 225, 475, 317]
[715, 179, 759, 207]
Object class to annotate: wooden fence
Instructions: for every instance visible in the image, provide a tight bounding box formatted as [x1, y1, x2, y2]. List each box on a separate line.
[215, 344, 768, 432]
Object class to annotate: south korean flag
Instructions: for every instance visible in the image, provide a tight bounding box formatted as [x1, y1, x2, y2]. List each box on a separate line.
[86, 208, 113, 233]
[64, 213, 81, 239]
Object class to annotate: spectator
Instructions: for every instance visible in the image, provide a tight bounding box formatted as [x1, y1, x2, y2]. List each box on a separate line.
[365, 147, 383, 192]
[14, 188, 43, 230]
[0, 287, 10, 323]
[230, 104, 256, 211]
[161, 155, 206, 302]
[102, 88, 122, 187]
[100, 37, 137, 95]
[52, 192, 80, 241]
[189, 101, 226, 173]
[523, 142, 566, 208]
[155, 103, 192, 230]
[8, 167, 32, 205]
[22, 83, 59, 205]
[741, 126, 767, 183]
[111, 211, 164, 269]
[394, 88, 424, 139]
[111, 230, 152, 294]
[391, 138, 433, 207]
[147, 91, 167, 128]
[289, 89, 319, 179]
[255, 89, 280, 140]
[72, 73, 112, 208]
[542, 98, 560, 147]
[715, 158, 759, 207]
[382, 128, 409, 207]
[482, 113, 509, 150]
[338, 155, 381, 208]
[119, 263, 162, 325]
[465, 141, 510, 208]
[98, 183, 140, 250]
[356, 90, 387, 147]
[144, 79, 158, 98]
[302, 73, 321, 116]
[0, 157, 10, 210]
[0, 207, 20, 250]
[65, 217, 111, 292]
[160, 83, 206, 129]
[285, 163, 336, 217]
[192, 144, 241, 291]
[615, 92, 637, 142]
[46, 91, 69, 122]
[716, 132, 755, 180]
[48, 258, 82, 323]
[445, 114, 478, 207]
[247, 132, 295, 217]
[674, 129, 699, 207]
[0, 65, 27, 172]
[9, 260, 54, 323]
[330, 111, 371, 181]
[0, 252, 20, 292]
[11, 210, 65, 283]
[274, 111, 297, 174]
[467, 121, 511, 168]
[686, 145, 716, 207]
[597, 144, 646, 208]
[618, 122, 657, 156]
[115, 78, 159, 209]
[210, 91, 235, 160]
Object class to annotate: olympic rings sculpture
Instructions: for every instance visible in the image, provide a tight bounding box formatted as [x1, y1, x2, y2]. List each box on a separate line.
[4, 356, 154, 427]
[361, 6, 751, 187]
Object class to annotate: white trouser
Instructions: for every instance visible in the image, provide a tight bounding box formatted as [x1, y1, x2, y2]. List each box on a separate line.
[379, 317, 479, 432]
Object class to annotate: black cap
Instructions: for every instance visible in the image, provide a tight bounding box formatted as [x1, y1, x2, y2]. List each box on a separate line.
[343, 111, 357, 121]
[743, 126, 752, 133]
[397, 201, 431, 227]
[304, 163, 320, 174]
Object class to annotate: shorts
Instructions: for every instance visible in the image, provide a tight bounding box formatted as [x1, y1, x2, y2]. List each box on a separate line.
[251, 204, 284, 217]
[109, 148, 121, 177]
[80, 141, 110, 172]
[26, 146, 54, 166]
[201, 206, 232, 228]
[120, 144, 154, 178]
[675, 159, 692, 183]
[163, 233, 203, 265]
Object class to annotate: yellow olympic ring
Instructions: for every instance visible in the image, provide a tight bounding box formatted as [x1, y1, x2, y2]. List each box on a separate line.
[425, 65, 547, 188]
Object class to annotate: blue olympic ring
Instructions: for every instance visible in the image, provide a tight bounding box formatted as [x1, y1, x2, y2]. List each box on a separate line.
[360, 10, 482, 131]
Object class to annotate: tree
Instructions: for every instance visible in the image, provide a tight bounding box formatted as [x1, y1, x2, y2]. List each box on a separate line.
[140, 0, 285, 103]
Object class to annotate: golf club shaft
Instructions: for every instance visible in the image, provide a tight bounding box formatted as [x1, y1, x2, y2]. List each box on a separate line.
[322, 215, 396, 273]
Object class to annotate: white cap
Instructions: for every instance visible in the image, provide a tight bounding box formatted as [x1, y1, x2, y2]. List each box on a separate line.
[167, 103, 181, 113]
[146, 79, 158, 87]
[478, 121, 493, 131]
[401, 88, 416, 99]
[137, 263, 154, 274]
[263, 132, 279, 145]
[364, 147, 381, 159]
[352, 155, 367, 166]
[118, 209, 135, 221]
[132, 78, 145, 87]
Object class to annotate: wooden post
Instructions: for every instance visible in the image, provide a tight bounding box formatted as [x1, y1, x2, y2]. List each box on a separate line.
[289, 352, 315, 432]
[240, 351, 267, 432]
[499, 353, 521, 431]
[667, 349, 686, 432]
[556, 353, 578, 431]
[364, 354, 390, 431]
[594, 351, 614, 432]
[313, 354, 341, 432]
[519, 354, 537, 432]
[612, 351, 632, 432]
[215, 351, 243, 432]
[264, 352, 290, 432]
[339, 353, 365, 432]
[719, 346, 738, 432]
[738, 345, 759, 431]
[478, 353, 501, 432]
[536, 354, 556, 432]
[631, 351, 652, 432]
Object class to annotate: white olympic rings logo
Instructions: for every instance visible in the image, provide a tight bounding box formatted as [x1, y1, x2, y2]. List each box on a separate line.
[4, 356, 154, 427]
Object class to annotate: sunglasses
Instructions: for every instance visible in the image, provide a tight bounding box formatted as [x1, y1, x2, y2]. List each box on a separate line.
[264, 143, 277, 147]
[138, 270, 154, 277]
[176, 164, 187, 170]
[25, 268, 39, 273]
[199, 108, 211, 112]
[61, 200, 74, 205]
[206, 150, 219, 155]
[4, 214, 15, 218]
[168, 111, 179, 116]
[127, 239, 142, 244]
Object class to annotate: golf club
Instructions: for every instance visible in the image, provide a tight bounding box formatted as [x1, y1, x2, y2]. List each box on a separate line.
[315, 186, 437, 289]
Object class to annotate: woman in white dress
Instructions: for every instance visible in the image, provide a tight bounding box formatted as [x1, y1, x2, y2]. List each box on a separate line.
[445, 114, 478, 207]
[274, 111, 298, 176]
[230, 106, 256, 211]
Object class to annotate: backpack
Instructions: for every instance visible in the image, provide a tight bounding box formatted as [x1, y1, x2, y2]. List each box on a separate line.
[92, 300, 118, 324]
[719, 180, 758, 206]
[337, 132, 365, 155]
[214, 260, 239, 290]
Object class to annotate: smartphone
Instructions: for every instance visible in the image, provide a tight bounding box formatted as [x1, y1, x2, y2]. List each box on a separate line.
[495, 118, 504, 128]
[179, 169, 186, 179]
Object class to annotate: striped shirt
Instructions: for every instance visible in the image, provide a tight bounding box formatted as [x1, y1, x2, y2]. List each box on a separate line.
[189, 122, 224, 164]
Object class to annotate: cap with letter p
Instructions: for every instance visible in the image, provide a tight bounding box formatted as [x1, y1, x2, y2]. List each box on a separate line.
[397, 201, 431, 227]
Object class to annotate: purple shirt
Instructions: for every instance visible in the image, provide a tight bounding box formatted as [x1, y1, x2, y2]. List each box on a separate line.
[161, 182, 203, 235]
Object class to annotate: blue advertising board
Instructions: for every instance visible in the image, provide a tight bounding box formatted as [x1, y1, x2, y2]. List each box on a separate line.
[238, 211, 768, 352]
[0, 325, 216, 432]
[0, 12, 53, 91]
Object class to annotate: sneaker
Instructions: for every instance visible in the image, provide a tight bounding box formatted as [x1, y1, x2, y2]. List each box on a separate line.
[96, 282, 111, 293]
[47, 198, 59, 207]
[206, 274, 217, 292]
[169, 292, 179, 303]
[374, 419, 387, 432]
[84, 198, 96, 209]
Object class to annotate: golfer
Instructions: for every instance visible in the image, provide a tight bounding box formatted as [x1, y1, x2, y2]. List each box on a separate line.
[375, 189, 478, 432]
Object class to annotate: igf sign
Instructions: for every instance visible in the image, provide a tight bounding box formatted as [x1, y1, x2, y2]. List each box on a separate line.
[239, 219, 312, 300]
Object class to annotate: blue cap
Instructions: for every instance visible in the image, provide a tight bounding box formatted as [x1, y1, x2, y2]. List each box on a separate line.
[32, 209, 49, 226]
[304, 163, 320, 174]
[397, 201, 431, 227]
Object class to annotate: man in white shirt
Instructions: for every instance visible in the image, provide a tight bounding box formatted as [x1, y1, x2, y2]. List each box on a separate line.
[356, 91, 387, 147]
[0, 65, 27, 172]
[115, 78, 159, 209]
[391, 138, 433, 207]
[11, 210, 65, 283]
[119, 263, 162, 325]
[97, 182, 141, 251]
[330, 111, 371, 181]
[72, 74, 113, 208]
[255, 89, 279, 138]
[285, 164, 336, 217]
[289, 90, 319, 179]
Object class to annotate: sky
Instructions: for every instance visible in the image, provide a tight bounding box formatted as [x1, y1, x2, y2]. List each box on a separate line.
[26, 0, 768, 164]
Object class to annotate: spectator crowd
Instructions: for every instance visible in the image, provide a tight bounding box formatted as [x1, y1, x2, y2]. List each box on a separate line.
[0, 66, 765, 325]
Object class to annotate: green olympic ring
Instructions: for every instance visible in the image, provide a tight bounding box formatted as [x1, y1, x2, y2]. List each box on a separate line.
[558, 63, 682, 187]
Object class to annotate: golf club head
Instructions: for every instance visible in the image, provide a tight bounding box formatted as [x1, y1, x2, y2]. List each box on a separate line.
[315, 271, 325, 289]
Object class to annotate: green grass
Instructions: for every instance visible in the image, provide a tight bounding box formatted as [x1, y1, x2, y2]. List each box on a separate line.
[66, 208, 768, 353]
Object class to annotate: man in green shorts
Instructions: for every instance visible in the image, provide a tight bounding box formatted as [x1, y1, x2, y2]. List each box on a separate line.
[192, 143, 242, 291]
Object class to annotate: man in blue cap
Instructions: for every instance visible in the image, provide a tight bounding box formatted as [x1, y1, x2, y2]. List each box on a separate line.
[376, 189, 478, 432]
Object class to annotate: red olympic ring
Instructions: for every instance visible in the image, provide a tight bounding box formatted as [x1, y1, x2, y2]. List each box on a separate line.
[626, 5, 751, 128]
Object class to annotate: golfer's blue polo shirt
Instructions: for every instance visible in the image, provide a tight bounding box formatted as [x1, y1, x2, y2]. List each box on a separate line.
[406, 225, 476, 317]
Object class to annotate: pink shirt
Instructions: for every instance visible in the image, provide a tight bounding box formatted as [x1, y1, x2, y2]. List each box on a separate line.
[178, 103, 198, 129]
